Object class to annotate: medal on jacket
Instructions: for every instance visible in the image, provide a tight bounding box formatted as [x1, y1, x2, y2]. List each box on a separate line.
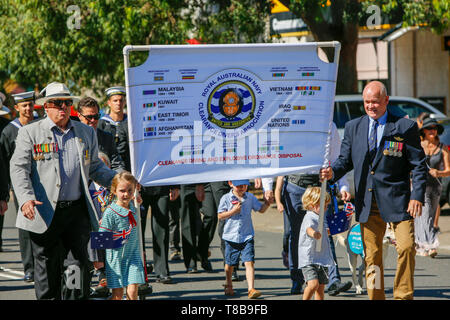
[383, 141, 389, 156]
[392, 142, 398, 157]
[388, 141, 394, 156]
[37, 144, 43, 160]
[394, 142, 401, 157]
[398, 142, 403, 157]
[33, 144, 38, 160]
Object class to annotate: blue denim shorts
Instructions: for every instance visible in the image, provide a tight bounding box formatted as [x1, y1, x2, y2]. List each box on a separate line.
[225, 238, 255, 266]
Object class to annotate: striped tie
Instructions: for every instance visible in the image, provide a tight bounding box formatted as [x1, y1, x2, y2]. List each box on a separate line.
[369, 120, 379, 161]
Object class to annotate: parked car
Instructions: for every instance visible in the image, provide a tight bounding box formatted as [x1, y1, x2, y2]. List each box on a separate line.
[334, 95, 447, 138]
[332, 95, 447, 198]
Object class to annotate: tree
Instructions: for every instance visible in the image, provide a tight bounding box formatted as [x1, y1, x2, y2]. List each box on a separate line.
[0, 0, 272, 98]
[189, 0, 272, 43]
[0, 0, 195, 96]
[280, 0, 449, 94]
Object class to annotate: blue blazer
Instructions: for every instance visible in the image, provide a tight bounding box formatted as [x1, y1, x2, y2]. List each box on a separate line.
[331, 112, 427, 223]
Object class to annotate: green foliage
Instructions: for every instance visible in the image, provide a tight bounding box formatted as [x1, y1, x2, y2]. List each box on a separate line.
[1, 0, 447, 97]
[0, 0, 270, 96]
[363, 1, 449, 33]
[0, 1, 193, 95]
[279, 0, 449, 93]
[190, 0, 272, 43]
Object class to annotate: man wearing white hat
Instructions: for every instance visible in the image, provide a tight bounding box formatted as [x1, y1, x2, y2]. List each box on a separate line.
[0, 91, 36, 281]
[10, 82, 117, 300]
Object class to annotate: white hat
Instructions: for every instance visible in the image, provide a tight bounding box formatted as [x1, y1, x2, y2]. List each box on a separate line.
[0, 92, 10, 116]
[35, 82, 80, 105]
[105, 86, 126, 98]
[12, 91, 36, 104]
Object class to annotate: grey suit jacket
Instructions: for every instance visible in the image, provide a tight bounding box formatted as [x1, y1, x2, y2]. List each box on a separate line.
[10, 117, 117, 234]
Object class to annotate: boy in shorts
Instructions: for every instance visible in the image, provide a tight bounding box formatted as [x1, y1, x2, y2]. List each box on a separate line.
[298, 186, 335, 300]
[218, 179, 272, 299]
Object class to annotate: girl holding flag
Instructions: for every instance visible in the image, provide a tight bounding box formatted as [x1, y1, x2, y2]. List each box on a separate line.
[99, 171, 145, 300]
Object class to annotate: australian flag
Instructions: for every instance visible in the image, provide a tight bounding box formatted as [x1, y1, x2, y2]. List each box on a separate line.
[326, 202, 354, 236]
[90, 227, 132, 249]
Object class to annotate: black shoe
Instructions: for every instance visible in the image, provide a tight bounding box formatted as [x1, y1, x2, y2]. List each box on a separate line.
[231, 269, 240, 281]
[138, 282, 153, 295]
[290, 280, 303, 295]
[201, 260, 213, 272]
[170, 250, 182, 261]
[24, 273, 34, 283]
[186, 267, 198, 274]
[155, 275, 173, 284]
[328, 281, 352, 296]
[89, 287, 110, 298]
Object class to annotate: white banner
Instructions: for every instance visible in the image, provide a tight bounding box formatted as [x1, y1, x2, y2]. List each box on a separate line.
[124, 43, 340, 186]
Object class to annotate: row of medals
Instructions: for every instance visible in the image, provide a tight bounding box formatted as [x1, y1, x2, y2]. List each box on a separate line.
[383, 142, 403, 157]
[33, 143, 58, 161]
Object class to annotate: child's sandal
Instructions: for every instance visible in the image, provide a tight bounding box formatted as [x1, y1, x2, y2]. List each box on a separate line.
[223, 284, 234, 296]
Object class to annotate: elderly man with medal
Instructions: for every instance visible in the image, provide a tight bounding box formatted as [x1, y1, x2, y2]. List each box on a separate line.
[9, 82, 117, 300]
[321, 81, 427, 300]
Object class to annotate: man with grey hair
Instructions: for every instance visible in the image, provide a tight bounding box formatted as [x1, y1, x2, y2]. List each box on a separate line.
[321, 81, 427, 300]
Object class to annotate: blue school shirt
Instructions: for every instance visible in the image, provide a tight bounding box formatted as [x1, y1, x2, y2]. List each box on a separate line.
[298, 211, 335, 268]
[218, 190, 262, 244]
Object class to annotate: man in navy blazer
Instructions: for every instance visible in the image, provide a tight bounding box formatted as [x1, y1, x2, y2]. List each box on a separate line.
[321, 81, 427, 300]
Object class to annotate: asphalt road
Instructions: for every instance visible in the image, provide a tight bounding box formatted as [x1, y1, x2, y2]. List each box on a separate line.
[1, 196, 449, 301]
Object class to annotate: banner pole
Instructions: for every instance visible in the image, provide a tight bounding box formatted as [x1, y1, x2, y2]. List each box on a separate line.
[124, 45, 148, 280]
[315, 41, 340, 252]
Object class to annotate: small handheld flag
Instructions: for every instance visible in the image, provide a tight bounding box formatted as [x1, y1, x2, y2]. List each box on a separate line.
[90, 231, 122, 249]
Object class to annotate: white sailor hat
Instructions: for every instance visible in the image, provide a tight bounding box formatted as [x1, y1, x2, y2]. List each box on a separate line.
[35, 82, 80, 105]
[105, 86, 126, 98]
[12, 91, 36, 104]
[0, 92, 10, 116]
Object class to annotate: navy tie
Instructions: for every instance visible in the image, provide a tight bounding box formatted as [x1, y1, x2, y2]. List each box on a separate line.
[369, 120, 379, 161]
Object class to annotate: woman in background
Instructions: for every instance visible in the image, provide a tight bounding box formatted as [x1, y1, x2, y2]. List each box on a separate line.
[416, 118, 450, 258]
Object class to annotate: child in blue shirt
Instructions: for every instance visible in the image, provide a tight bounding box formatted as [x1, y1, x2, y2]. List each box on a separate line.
[298, 186, 334, 300]
[218, 179, 272, 299]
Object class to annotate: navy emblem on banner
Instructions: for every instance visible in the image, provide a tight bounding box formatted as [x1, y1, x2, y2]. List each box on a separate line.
[207, 80, 256, 129]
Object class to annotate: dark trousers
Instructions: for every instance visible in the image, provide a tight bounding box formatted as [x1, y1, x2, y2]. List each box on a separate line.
[13, 193, 34, 275]
[141, 193, 171, 278]
[281, 180, 306, 285]
[168, 197, 181, 251]
[29, 200, 91, 300]
[199, 182, 229, 260]
[0, 212, 3, 249]
[180, 185, 202, 269]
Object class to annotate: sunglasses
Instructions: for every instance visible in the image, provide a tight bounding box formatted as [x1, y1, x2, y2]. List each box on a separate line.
[47, 99, 73, 109]
[79, 113, 100, 120]
[424, 126, 438, 130]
